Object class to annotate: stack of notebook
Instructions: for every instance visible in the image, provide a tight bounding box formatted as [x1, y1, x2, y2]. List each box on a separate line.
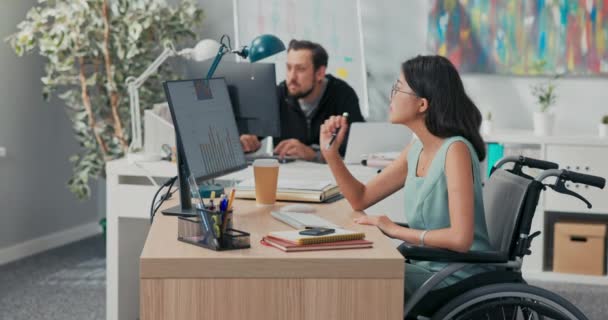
[235, 179, 341, 203]
[262, 229, 373, 252]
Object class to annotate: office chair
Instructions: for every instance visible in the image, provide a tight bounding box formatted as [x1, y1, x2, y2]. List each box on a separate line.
[398, 156, 606, 320]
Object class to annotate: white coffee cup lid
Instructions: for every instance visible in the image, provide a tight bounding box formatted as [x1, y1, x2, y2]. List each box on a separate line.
[252, 159, 279, 167]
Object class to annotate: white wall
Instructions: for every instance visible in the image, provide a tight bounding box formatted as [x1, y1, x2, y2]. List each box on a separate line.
[361, 0, 430, 121]
[0, 1, 99, 254]
[203, 0, 608, 133]
[463, 76, 608, 133]
[0, 0, 234, 259]
[362, 1, 608, 131]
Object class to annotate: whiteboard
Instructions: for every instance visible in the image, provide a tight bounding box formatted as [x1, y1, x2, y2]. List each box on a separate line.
[233, 0, 369, 117]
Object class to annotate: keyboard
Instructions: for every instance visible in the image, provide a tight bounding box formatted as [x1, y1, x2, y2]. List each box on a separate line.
[271, 211, 341, 229]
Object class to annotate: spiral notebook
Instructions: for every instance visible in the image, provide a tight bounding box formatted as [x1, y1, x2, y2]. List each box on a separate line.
[262, 236, 373, 252]
[267, 229, 365, 245]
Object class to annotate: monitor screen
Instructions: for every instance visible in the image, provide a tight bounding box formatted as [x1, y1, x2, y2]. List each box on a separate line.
[163, 78, 248, 182]
[186, 60, 281, 137]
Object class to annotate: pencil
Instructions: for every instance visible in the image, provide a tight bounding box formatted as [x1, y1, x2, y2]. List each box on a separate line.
[227, 188, 236, 211]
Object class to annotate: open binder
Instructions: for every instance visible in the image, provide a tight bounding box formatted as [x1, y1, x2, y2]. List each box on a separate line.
[235, 179, 342, 203]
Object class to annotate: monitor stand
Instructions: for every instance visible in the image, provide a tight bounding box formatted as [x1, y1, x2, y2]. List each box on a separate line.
[160, 140, 227, 218]
[162, 205, 197, 217]
[161, 143, 197, 218]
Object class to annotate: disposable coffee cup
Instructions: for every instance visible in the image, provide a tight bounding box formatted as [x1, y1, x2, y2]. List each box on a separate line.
[252, 159, 280, 206]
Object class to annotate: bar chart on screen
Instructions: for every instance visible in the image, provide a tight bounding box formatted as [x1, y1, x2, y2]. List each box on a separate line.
[164, 78, 247, 180]
[198, 126, 243, 174]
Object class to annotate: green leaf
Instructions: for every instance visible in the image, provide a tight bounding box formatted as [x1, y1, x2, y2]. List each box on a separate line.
[8, 0, 204, 199]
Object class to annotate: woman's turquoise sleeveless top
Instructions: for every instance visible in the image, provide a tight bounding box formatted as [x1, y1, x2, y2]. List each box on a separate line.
[403, 136, 492, 283]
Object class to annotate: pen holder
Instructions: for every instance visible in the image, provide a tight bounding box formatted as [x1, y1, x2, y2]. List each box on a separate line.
[177, 209, 250, 251]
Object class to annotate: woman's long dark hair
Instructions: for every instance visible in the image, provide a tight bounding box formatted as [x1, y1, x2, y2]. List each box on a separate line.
[402, 55, 486, 161]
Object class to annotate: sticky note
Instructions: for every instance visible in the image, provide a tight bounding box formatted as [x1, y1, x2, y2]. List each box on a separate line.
[336, 67, 349, 79]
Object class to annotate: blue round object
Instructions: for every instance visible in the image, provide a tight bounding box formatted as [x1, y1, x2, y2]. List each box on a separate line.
[247, 34, 285, 62]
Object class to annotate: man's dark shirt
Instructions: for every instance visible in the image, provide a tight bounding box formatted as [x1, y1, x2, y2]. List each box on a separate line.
[275, 74, 365, 156]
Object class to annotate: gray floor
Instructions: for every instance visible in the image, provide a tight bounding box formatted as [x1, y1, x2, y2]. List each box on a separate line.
[0, 236, 105, 320]
[527, 279, 608, 320]
[0, 235, 607, 320]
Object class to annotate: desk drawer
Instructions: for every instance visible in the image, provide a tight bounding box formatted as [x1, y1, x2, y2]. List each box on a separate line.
[545, 145, 608, 213]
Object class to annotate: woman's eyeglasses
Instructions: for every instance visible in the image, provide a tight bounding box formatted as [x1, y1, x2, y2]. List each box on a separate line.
[390, 83, 418, 100]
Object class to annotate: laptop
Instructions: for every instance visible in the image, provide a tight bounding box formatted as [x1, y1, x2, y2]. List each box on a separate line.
[245, 153, 297, 164]
[244, 136, 297, 164]
[344, 122, 413, 164]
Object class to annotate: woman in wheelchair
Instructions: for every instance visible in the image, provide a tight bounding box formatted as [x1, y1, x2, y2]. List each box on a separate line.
[321, 53, 492, 302]
[320, 55, 604, 319]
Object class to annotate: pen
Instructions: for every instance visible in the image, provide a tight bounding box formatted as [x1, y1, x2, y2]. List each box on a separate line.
[211, 214, 221, 238]
[197, 209, 219, 249]
[187, 175, 207, 209]
[325, 112, 349, 150]
[209, 191, 216, 211]
[221, 211, 232, 234]
[219, 194, 228, 212]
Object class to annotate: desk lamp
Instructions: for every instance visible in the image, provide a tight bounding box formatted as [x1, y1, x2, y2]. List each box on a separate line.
[126, 39, 221, 162]
[206, 34, 285, 79]
[126, 34, 284, 162]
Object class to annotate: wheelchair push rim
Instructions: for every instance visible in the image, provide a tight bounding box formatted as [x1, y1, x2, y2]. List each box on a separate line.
[431, 283, 588, 320]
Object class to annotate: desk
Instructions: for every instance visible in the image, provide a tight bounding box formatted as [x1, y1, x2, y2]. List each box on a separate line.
[106, 159, 176, 320]
[107, 159, 406, 320]
[140, 198, 405, 320]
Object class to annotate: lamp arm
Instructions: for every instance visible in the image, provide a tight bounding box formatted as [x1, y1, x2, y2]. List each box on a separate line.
[206, 43, 230, 79]
[126, 43, 177, 152]
[231, 47, 249, 60]
[131, 43, 177, 88]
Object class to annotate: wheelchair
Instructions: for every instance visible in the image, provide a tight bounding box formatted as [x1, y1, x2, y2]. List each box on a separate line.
[399, 156, 606, 320]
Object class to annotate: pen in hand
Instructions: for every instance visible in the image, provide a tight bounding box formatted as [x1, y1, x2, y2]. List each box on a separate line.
[325, 112, 349, 150]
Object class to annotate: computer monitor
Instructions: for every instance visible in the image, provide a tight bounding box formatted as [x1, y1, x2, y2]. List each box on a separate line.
[186, 60, 281, 137]
[162, 78, 248, 217]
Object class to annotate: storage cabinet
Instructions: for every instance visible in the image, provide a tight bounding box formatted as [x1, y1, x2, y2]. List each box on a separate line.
[553, 222, 606, 276]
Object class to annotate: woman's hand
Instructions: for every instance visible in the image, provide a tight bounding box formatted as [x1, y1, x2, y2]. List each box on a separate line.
[354, 215, 400, 238]
[320, 115, 349, 159]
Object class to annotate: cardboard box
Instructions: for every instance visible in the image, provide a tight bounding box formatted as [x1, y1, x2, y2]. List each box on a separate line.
[553, 222, 606, 276]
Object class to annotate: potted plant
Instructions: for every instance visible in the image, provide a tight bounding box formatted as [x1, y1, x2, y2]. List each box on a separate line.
[481, 111, 493, 135]
[530, 61, 559, 136]
[600, 115, 608, 138]
[6, 0, 203, 199]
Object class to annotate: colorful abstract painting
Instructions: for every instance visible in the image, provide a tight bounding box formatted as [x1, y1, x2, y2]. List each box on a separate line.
[427, 0, 608, 75]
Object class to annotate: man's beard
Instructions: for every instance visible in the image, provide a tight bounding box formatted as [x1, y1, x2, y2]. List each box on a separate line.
[288, 82, 315, 100]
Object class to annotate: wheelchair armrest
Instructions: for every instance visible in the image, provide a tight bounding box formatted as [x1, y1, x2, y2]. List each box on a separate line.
[397, 242, 509, 263]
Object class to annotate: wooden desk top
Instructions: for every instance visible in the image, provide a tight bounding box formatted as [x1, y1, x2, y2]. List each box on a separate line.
[141, 199, 404, 279]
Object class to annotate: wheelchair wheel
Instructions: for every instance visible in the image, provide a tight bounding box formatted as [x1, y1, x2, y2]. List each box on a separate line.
[431, 283, 588, 320]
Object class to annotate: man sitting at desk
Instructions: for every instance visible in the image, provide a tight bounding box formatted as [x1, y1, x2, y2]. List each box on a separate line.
[239, 39, 364, 162]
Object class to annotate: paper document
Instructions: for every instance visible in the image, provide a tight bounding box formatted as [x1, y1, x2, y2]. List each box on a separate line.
[238, 178, 333, 191]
